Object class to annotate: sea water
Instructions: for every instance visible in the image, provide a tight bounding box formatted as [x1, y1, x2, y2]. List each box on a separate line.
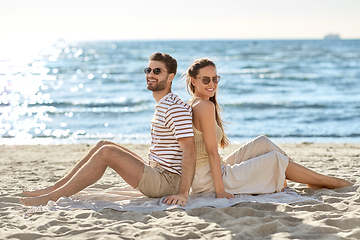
[1, 39, 360, 144]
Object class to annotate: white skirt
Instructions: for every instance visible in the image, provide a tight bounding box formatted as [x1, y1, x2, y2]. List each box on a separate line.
[191, 136, 290, 195]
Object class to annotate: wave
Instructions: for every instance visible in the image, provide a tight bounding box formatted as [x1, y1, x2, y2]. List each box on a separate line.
[27, 99, 152, 108]
[0, 132, 152, 145]
[223, 102, 330, 109]
[219, 68, 274, 75]
[229, 133, 360, 138]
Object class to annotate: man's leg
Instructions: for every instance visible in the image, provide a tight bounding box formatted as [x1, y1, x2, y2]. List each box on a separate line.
[21, 144, 145, 206]
[23, 140, 142, 197]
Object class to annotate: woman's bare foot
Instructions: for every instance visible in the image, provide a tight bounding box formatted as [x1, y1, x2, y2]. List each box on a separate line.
[282, 180, 288, 190]
[307, 184, 324, 189]
[307, 178, 353, 189]
[334, 178, 354, 188]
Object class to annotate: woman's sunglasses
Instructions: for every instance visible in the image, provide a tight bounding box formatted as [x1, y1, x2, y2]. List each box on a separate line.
[144, 67, 167, 75]
[197, 75, 221, 85]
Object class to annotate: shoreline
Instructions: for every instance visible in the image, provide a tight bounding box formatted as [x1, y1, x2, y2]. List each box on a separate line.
[1, 142, 359, 239]
[1, 136, 360, 146]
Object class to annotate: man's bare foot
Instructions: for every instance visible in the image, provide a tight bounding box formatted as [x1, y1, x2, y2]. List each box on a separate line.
[20, 194, 55, 206]
[23, 187, 55, 197]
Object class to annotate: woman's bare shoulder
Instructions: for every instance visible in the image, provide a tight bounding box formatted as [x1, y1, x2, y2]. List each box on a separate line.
[192, 99, 215, 115]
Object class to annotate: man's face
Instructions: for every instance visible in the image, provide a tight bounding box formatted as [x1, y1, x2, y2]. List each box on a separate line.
[145, 61, 169, 92]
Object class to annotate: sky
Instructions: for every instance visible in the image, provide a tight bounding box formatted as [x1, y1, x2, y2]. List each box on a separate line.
[0, 0, 359, 59]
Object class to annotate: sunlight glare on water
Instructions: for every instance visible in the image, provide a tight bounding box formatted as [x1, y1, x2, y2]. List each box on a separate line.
[1, 39, 360, 145]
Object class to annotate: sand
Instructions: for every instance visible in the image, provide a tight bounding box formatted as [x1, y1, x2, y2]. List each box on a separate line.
[0, 142, 359, 239]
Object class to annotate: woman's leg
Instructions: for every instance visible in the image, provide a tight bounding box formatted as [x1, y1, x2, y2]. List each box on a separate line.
[224, 136, 297, 189]
[285, 161, 353, 189]
[222, 151, 289, 194]
[21, 143, 145, 205]
[24, 140, 143, 197]
[224, 135, 288, 165]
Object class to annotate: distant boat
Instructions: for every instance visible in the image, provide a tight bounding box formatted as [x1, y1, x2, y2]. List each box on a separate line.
[324, 34, 341, 40]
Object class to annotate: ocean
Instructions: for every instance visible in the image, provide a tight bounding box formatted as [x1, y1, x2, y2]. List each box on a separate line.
[1, 39, 360, 145]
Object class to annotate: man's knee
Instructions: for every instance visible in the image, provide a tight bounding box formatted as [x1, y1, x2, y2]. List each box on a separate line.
[96, 145, 116, 163]
[97, 144, 130, 165]
[96, 140, 113, 148]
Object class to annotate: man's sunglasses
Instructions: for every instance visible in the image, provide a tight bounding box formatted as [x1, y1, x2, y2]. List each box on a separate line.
[197, 75, 221, 85]
[144, 67, 167, 75]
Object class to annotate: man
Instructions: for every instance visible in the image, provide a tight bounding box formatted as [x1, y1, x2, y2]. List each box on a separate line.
[21, 53, 196, 207]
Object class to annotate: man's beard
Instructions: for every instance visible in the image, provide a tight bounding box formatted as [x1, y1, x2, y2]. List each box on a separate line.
[147, 78, 168, 92]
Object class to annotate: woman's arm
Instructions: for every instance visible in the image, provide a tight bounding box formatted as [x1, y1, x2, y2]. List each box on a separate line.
[193, 100, 234, 199]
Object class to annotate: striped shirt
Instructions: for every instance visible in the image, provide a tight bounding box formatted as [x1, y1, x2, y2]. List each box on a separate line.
[148, 92, 194, 175]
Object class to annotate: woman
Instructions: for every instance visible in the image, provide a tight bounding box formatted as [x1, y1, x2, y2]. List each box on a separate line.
[185, 58, 353, 199]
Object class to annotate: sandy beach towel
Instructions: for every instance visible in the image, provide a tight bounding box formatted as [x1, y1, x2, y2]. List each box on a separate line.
[24, 186, 318, 218]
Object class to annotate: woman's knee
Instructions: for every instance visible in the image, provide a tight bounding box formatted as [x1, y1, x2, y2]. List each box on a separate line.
[254, 135, 271, 146]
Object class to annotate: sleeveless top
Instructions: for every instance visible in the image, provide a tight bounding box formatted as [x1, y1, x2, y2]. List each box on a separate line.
[188, 97, 224, 170]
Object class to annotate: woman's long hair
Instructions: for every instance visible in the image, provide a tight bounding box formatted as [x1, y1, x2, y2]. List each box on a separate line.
[185, 58, 230, 148]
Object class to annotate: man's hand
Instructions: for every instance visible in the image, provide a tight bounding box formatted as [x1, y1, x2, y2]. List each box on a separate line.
[163, 193, 188, 207]
[165, 136, 195, 208]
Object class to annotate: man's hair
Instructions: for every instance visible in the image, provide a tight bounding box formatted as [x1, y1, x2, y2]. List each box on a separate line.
[149, 52, 177, 76]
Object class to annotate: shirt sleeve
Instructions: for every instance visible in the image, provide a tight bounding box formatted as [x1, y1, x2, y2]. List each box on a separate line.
[164, 104, 194, 139]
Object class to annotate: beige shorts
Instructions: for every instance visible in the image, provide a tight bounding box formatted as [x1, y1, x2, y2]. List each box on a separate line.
[136, 162, 181, 198]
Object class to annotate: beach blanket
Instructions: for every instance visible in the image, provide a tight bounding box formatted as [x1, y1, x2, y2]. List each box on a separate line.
[24, 186, 319, 218]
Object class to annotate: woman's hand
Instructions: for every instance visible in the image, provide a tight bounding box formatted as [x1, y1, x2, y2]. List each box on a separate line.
[216, 191, 235, 199]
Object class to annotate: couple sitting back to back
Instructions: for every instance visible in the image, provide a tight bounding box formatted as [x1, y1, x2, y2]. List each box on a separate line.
[21, 53, 353, 207]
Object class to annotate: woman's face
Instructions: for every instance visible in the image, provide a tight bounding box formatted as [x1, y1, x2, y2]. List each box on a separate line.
[192, 65, 218, 100]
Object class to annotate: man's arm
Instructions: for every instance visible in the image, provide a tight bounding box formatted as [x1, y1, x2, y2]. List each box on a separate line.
[163, 136, 196, 207]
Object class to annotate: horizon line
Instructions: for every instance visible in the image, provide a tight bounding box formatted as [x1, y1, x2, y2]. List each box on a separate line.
[58, 37, 360, 42]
